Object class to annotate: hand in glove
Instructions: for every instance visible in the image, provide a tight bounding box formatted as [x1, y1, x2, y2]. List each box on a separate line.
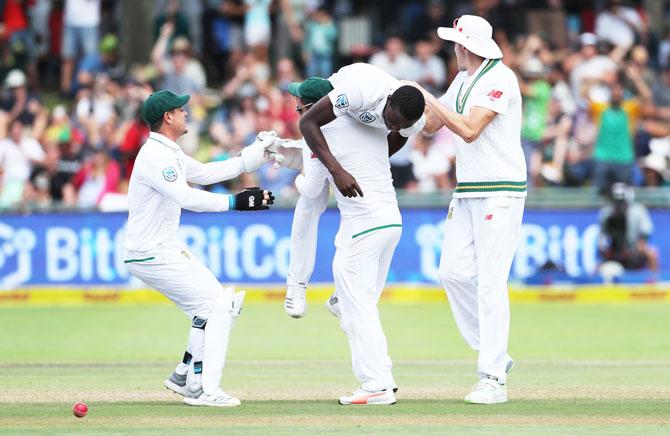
[233, 187, 275, 211]
[239, 131, 280, 173]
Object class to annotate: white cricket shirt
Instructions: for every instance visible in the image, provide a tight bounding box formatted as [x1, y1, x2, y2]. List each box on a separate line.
[327, 63, 425, 137]
[300, 117, 402, 245]
[439, 59, 527, 198]
[124, 132, 243, 256]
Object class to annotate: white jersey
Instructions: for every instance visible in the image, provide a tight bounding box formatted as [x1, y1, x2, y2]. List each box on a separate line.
[439, 59, 526, 198]
[124, 132, 243, 256]
[295, 117, 401, 245]
[327, 63, 425, 138]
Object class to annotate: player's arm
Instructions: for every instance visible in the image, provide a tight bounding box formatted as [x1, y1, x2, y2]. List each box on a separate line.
[299, 97, 363, 197]
[184, 154, 245, 185]
[144, 156, 272, 212]
[184, 134, 278, 185]
[422, 91, 496, 143]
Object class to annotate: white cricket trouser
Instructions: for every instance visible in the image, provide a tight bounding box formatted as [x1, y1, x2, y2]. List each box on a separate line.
[333, 224, 401, 391]
[286, 188, 329, 287]
[124, 242, 222, 318]
[438, 196, 524, 384]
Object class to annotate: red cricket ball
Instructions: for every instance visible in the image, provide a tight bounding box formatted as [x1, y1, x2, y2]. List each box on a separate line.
[73, 402, 88, 418]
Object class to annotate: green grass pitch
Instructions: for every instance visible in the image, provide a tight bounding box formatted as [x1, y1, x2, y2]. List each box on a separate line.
[1, 301, 669, 434]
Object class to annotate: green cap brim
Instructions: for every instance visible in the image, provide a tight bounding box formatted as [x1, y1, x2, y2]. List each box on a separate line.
[287, 82, 302, 98]
[175, 94, 190, 108]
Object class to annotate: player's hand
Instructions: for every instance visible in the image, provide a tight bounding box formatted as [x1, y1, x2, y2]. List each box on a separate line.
[234, 187, 275, 211]
[332, 168, 363, 198]
[239, 133, 278, 173]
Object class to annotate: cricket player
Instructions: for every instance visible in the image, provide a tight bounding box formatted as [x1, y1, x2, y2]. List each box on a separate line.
[294, 64, 425, 405]
[284, 63, 427, 319]
[124, 90, 275, 407]
[406, 15, 526, 404]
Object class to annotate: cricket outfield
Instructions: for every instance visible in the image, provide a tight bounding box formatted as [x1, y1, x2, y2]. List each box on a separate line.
[0, 301, 669, 434]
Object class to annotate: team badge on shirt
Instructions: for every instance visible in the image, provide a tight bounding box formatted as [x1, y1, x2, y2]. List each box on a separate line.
[162, 166, 178, 182]
[335, 94, 349, 109]
[359, 112, 376, 123]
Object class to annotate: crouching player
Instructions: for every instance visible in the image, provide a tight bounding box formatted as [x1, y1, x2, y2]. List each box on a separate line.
[124, 90, 275, 407]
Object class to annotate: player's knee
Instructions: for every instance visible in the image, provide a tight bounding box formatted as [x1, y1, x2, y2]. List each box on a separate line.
[438, 259, 468, 284]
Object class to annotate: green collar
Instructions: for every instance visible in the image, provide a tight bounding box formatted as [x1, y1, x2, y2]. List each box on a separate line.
[455, 59, 500, 114]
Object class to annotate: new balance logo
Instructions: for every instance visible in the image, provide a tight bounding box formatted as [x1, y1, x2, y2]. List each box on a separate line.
[487, 90, 503, 100]
[485, 214, 493, 221]
[311, 153, 318, 159]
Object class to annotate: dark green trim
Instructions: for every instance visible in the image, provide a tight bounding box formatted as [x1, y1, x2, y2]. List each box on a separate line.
[352, 224, 402, 239]
[124, 257, 156, 264]
[457, 181, 527, 187]
[455, 59, 500, 114]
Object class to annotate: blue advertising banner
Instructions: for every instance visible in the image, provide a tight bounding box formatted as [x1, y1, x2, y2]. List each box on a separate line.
[1, 208, 668, 288]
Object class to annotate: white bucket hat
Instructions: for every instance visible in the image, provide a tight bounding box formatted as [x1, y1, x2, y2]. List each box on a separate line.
[437, 15, 503, 59]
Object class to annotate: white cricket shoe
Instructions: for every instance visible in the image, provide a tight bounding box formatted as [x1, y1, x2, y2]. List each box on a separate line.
[325, 293, 341, 319]
[183, 388, 241, 407]
[164, 372, 202, 398]
[464, 378, 507, 404]
[338, 388, 396, 405]
[284, 285, 307, 318]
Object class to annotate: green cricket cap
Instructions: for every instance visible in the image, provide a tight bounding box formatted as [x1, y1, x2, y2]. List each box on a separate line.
[140, 90, 190, 126]
[287, 77, 334, 104]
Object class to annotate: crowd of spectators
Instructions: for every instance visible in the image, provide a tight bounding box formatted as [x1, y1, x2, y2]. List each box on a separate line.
[0, 0, 669, 211]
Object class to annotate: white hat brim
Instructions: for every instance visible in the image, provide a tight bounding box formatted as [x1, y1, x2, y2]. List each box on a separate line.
[437, 27, 503, 59]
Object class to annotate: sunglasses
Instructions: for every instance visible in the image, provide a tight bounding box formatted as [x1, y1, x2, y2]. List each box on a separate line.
[296, 102, 314, 114]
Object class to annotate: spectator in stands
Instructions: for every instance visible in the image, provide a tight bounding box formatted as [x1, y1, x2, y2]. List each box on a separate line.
[566, 33, 616, 104]
[658, 28, 670, 69]
[0, 68, 47, 138]
[595, 0, 646, 50]
[369, 36, 417, 80]
[0, 0, 35, 77]
[590, 79, 640, 193]
[413, 39, 446, 94]
[410, 132, 453, 192]
[598, 182, 658, 272]
[244, 0, 272, 61]
[71, 148, 119, 208]
[0, 119, 45, 208]
[153, 0, 191, 43]
[75, 33, 125, 92]
[274, 0, 308, 67]
[60, 0, 101, 96]
[520, 58, 552, 187]
[75, 73, 116, 150]
[303, 7, 337, 78]
[202, 0, 245, 82]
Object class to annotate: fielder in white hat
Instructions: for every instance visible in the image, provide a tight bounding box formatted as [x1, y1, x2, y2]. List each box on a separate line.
[405, 15, 526, 405]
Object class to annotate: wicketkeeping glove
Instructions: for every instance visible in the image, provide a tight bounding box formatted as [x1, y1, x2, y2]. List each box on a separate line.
[233, 187, 275, 211]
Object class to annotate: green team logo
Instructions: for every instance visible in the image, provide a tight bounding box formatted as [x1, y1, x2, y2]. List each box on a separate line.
[359, 112, 376, 123]
[162, 166, 178, 182]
